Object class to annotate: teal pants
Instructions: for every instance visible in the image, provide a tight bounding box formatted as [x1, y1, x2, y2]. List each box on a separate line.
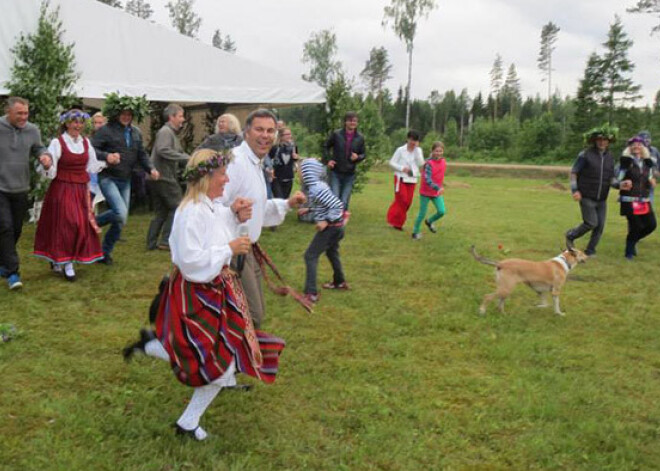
[413, 195, 445, 234]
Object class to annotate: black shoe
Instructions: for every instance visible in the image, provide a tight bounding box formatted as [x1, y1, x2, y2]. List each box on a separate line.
[174, 423, 207, 441]
[424, 219, 437, 233]
[122, 328, 156, 362]
[99, 254, 113, 265]
[565, 234, 575, 249]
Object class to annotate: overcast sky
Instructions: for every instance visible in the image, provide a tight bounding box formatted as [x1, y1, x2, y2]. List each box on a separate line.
[146, 0, 659, 106]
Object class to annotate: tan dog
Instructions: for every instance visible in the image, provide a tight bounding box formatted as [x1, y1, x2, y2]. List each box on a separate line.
[471, 245, 587, 316]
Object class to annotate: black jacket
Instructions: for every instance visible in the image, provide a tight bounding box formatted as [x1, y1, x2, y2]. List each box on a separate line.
[322, 129, 366, 174]
[92, 121, 152, 180]
[574, 147, 615, 201]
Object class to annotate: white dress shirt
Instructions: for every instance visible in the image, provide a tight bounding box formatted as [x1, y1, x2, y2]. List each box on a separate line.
[41, 132, 106, 179]
[169, 195, 238, 283]
[389, 144, 425, 183]
[221, 141, 290, 242]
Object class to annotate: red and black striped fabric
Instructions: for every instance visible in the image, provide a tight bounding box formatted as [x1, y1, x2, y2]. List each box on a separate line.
[155, 267, 285, 387]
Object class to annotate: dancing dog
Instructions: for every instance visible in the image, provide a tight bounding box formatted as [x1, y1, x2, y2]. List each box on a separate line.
[471, 245, 587, 316]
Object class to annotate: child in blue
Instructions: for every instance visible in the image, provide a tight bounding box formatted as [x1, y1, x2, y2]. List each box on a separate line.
[299, 159, 349, 303]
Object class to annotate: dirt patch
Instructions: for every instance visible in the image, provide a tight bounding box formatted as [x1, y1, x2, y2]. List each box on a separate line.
[534, 182, 568, 191]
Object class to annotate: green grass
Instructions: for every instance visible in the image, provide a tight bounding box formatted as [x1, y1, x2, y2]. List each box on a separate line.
[1, 171, 660, 470]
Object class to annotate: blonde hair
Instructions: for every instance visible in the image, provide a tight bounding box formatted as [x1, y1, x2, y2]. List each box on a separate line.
[432, 141, 445, 151]
[215, 113, 242, 135]
[180, 149, 227, 207]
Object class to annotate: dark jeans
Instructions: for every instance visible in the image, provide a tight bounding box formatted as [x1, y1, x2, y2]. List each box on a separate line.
[146, 180, 182, 249]
[96, 176, 131, 256]
[272, 179, 293, 199]
[329, 171, 355, 210]
[0, 191, 29, 276]
[304, 225, 345, 294]
[566, 198, 607, 254]
[625, 211, 657, 257]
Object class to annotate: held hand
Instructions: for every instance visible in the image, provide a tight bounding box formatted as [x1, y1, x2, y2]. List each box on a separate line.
[288, 191, 306, 208]
[292, 151, 299, 160]
[107, 153, 121, 165]
[572, 191, 582, 201]
[621, 180, 633, 191]
[297, 207, 310, 216]
[350, 152, 359, 162]
[150, 169, 160, 180]
[229, 236, 251, 256]
[232, 197, 254, 222]
[327, 160, 336, 169]
[402, 166, 411, 174]
[39, 154, 52, 170]
[316, 221, 328, 232]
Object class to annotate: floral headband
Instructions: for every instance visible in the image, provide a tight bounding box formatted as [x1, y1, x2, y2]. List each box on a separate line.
[182, 151, 232, 182]
[59, 110, 90, 123]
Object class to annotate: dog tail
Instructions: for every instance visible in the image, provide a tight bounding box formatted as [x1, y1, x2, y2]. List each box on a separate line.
[470, 245, 498, 267]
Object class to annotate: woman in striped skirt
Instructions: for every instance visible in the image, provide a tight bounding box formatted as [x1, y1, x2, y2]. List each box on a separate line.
[123, 148, 285, 441]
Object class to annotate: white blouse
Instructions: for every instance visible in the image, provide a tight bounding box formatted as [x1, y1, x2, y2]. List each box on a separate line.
[169, 195, 239, 283]
[41, 133, 106, 179]
[389, 144, 425, 183]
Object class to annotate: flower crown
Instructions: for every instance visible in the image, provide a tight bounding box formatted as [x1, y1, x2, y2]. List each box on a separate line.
[182, 151, 233, 182]
[59, 110, 90, 123]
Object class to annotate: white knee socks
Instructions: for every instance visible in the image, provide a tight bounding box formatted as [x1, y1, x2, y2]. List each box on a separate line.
[144, 339, 170, 361]
[176, 360, 237, 436]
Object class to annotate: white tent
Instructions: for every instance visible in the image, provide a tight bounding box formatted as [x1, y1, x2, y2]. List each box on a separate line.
[0, 0, 325, 107]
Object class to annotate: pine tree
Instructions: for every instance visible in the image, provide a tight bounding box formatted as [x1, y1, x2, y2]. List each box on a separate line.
[166, 0, 201, 38]
[489, 53, 503, 119]
[97, 0, 122, 7]
[627, 0, 660, 35]
[302, 29, 342, 89]
[6, 0, 79, 198]
[428, 90, 442, 131]
[125, 0, 153, 19]
[212, 30, 237, 53]
[537, 21, 560, 108]
[501, 63, 522, 117]
[573, 53, 604, 134]
[360, 46, 393, 114]
[223, 35, 236, 53]
[599, 15, 641, 121]
[382, 0, 437, 128]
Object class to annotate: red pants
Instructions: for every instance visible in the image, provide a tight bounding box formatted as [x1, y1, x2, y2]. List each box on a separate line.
[386, 177, 416, 229]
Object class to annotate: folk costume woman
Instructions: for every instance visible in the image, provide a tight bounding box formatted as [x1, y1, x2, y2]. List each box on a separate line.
[34, 109, 106, 281]
[618, 136, 657, 259]
[123, 149, 285, 441]
[386, 130, 425, 231]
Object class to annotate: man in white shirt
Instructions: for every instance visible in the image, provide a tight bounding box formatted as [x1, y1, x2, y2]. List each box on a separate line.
[221, 109, 306, 328]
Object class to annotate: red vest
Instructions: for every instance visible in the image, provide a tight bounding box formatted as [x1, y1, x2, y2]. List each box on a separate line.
[419, 158, 446, 197]
[56, 135, 90, 184]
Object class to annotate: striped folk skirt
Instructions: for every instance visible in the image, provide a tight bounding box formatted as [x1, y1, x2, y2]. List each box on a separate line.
[155, 267, 285, 387]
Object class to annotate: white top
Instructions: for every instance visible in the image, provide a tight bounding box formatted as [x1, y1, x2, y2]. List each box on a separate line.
[388, 144, 424, 183]
[221, 141, 290, 242]
[40, 133, 106, 179]
[169, 195, 238, 283]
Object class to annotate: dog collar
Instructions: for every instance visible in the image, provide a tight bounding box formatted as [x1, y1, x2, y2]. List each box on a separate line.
[552, 255, 571, 273]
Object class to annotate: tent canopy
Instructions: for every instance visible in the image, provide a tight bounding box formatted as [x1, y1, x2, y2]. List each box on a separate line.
[0, 0, 325, 106]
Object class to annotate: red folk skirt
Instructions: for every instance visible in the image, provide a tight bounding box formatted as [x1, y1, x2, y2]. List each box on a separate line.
[33, 137, 103, 264]
[386, 176, 417, 229]
[155, 267, 285, 387]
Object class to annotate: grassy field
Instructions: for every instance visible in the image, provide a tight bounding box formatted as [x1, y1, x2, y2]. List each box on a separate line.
[1, 170, 660, 470]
